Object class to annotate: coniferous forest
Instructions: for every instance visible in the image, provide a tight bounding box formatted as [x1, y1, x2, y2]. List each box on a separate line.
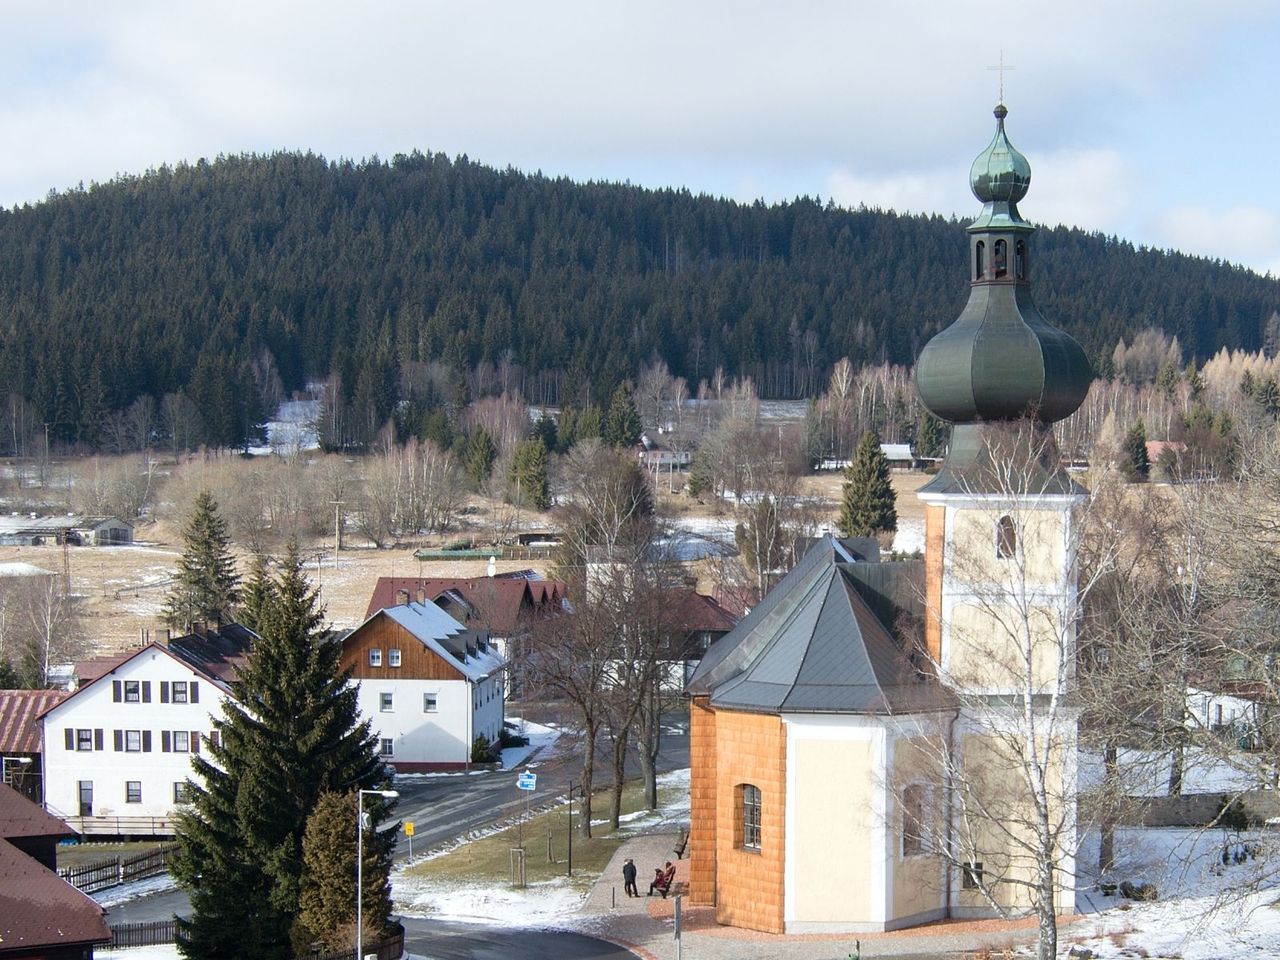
[0, 149, 1276, 451]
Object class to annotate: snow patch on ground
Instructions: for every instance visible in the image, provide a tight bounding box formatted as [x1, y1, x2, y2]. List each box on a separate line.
[892, 518, 923, 555]
[1078, 748, 1263, 796]
[92, 873, 178, 908]
[97, 946, 181, 959]
[397, 876, 586, 927]
[499, 719, 562, 769]
[1068, 825, 1280, 958]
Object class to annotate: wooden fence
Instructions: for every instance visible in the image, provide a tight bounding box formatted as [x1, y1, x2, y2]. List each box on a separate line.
[59, 842, 179, 894]
[109, 920, 178, 948]
[106, 919, 404, 958]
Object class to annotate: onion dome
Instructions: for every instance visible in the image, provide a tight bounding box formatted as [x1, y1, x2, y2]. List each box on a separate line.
[970, 104, 1030, 205]
[914, 104, 1091, 427]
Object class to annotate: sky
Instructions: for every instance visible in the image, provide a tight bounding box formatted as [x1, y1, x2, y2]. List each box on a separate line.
[4, 2, 1280, 275]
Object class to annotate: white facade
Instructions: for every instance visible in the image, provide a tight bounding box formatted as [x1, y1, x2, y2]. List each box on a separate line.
[41, 644, 231, 835]
[356, 672, 505, 770]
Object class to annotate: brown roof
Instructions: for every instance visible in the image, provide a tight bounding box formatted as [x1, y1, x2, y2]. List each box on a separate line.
[73, 652, 133, 684]
[0, 839, 109, 952]
[0, 784, 74, 843]
[365, 577, 566, 635]
[0, 690, 65, 753]
[669, 589, 738, 634]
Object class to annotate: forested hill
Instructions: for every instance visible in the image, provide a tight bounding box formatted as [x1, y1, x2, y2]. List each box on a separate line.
[0, 149, 1276, 447]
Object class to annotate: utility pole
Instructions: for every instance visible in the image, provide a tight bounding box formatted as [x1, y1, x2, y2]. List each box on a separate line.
[330, 499, 345, 568]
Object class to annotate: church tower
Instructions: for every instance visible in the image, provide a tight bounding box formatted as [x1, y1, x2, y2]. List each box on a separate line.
[914, 103, 1092, 918]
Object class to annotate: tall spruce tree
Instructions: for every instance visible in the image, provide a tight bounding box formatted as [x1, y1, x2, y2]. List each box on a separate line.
[238, 553, 276, 633]
[509, 438, 551, 510]
[464, 427, 497, 487]
[1122, 420, 1150, 481]
[838, 431, 898, 540]
[173, 541, 390, 960]
[603, 384, 642, 448]
[164, 491, 240, 630]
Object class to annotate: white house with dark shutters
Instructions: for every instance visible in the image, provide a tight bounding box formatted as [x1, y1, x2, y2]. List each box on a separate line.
[38, 624, 252, 836]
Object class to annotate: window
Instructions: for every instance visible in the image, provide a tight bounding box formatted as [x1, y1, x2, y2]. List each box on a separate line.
[737, 783, 761, 851]
[423, 693, 438, 713]
[1015, 239, 1026, 279]
[962, 862, 984, 890]
[124, 680, 141, 703]
[380, 738, 394, 757]
[125, 730, 142, 752]
[172, 681, 188, 704]
[380, 692, 394, 713]
[76, 729, 95, 752]
[996, 515, 1017, 559]
[174, 782, 191, 804]
[173, 731, 190, 753]
[369, 648, 382, 667]
[994, 239, 1007, 278]
[902, 784, 927, 856]
[126, 781, 142, 804]
[388, 648, 402, 667]
[975, 240, 985, 279]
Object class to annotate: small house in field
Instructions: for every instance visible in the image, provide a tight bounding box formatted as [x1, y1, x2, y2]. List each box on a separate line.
[341, 600, 506, 771]
[0, 515, 132, 547]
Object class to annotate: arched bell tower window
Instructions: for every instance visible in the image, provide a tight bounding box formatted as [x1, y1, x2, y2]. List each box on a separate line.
[1015, 240, 1026, 279]
[996, 515, 1017, 559]
[993, 239, 1008, 278]
[975, 241, 985, 280]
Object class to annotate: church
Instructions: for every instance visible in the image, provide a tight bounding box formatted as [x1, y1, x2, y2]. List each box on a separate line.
[686, 101, 1093, 934]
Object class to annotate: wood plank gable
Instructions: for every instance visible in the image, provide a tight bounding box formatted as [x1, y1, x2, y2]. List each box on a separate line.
[341, 614, 467, 682]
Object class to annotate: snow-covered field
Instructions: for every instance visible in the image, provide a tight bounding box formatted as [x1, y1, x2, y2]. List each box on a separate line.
[1078, 747, 1262, 796]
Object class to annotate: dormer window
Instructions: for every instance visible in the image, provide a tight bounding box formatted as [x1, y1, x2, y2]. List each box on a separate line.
[993, 239, 1007, 278]
[975, 241, 985, 280]
[996, 515, 1017, 559]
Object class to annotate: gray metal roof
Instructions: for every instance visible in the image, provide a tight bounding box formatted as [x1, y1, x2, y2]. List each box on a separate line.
[687, 537, 949, 716]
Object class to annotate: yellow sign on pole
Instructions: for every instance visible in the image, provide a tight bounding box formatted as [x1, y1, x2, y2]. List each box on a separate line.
[404, 822, 415, 836]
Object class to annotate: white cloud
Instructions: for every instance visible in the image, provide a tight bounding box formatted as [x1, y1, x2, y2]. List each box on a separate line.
[824, 165, 961, 217]
[1152, 204, 1280, 275]
[1025, 149, 1132, 233]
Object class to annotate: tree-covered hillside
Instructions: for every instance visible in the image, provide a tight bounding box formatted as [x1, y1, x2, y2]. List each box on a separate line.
[0, 150, 1275, 448]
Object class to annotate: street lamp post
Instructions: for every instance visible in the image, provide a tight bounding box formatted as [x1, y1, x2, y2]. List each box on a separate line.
[356, 789, 398, 960]
[1, 756, 31, 788]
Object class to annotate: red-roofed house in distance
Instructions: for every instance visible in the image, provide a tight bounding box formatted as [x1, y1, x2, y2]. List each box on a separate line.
[0, 689, 65, 803]
[365, 575, 566, 698]
[0, 782, 110, 958]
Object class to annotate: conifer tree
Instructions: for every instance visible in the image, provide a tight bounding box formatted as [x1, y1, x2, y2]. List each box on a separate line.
[174, 541, 390, 960]
[533, 412, 558, 453]
[575, 405, 602, 444]
[508, 438, 551, 510]
[238, 554, 276, 633]
[164, 491, 240, 631]
[293, 791, 393, 953]
[837, 432, 898, 540]
[914, 412, 945, 460]
[603, 384, 642, 448]
[1122, 420, 1150, 481]
[464, 427, 497, 487]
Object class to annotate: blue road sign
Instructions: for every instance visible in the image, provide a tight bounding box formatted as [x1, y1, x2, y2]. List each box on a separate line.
[516, 772, 537, 791]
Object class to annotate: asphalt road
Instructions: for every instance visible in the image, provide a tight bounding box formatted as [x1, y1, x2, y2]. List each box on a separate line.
[104, 709, 690, 955]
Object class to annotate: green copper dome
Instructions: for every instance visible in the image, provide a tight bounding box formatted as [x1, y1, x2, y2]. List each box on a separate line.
[970, 104, 1031, 204]
[914, 103, 1092, 428]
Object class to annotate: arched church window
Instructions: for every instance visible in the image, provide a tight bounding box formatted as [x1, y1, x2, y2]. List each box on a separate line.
[993, 239, 1007, 278]
[975, 241, 985, 280]
[736, 783, 761, 850]
[996, 515, 1017, 559]
[1015, 239, 1026, 279]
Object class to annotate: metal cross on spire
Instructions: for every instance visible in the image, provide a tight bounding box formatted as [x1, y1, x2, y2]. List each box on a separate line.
[987, 50, 1014, 105]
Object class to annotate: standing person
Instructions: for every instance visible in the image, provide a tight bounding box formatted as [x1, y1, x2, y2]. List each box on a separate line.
[622, 857, 638, 897]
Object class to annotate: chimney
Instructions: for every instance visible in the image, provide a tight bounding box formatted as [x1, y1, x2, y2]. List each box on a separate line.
[161, 628, 171, 644]
[416, 588, 427, 604]
[396, 589, 410, 606]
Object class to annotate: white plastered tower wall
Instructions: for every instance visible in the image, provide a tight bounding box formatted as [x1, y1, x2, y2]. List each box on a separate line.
[782, 713, 950, 933]
[920, 487, 1082, 918]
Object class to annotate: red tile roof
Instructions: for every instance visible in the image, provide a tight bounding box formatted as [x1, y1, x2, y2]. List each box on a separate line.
[365, 577, 566, 635]
[670, 589, 739, 634]
[0, 839, 109, 952]
[0, 690, 65, 753]
[0, 784, 74, 843]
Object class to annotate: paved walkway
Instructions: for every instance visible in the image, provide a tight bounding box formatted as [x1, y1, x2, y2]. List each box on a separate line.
[578, 829, 1068, 960]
